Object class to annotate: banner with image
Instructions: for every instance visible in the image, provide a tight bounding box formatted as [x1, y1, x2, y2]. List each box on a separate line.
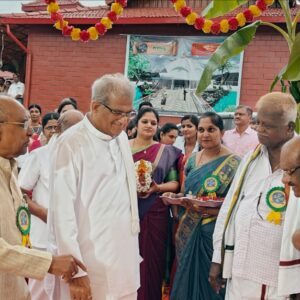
[125, 35, 244, 115]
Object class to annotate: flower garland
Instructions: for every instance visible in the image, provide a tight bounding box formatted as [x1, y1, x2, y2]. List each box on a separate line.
[135, 159, 152, 193]
[45, 0, 127, 42]
[170, 0, 274, 34]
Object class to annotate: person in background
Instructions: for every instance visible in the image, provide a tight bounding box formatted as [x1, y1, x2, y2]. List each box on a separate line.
[138, 101, 153, 111]
[57, 97, 78, 115]
[28, 104, 43, 136]
[130, 107, 181, 300]
[0, 96, 86, 300]
[166, 112, 240, 300]
[222, 105, 259, 157]
[0, 77, 5, 93]
[126, 117, 137, 140]
[19, 110, 84, 300]
[210, 92, 298, 299]
[51, 74, 140, 300]
[159, 123, 179, 146]
[4, 80, 11, 93]
[7, 73, 25, 103]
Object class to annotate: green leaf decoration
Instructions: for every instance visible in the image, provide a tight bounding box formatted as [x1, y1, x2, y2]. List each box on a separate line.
[196, 21, 261, 96]
[270, 65, 287, 92]
[289, 81, 300, 103]
[202, 0, 249, 19]
[282, 33, 300, 81]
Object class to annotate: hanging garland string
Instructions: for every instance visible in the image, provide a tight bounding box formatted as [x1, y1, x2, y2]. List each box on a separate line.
[45, 0, 128, 42]
[170, 0, 274, 34]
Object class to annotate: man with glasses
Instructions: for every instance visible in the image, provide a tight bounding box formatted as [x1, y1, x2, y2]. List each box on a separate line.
[0, 96, 86, 299]
[50, 74, 140, 300]
[223, 105, 259, 157]
[210, 92, 299, 299]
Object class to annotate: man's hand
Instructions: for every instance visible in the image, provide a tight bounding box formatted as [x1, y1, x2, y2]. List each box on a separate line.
[69, 276, 92, 300]
[48, 255, 87, 282]
[209, 262, 222, 294]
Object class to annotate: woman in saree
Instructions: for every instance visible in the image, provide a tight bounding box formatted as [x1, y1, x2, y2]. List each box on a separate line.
[129, 107, 182, 300]
[165, 112, 240, 300]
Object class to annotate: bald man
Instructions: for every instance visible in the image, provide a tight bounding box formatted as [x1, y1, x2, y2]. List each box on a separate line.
[281, 136, 300, 254]
[19, 108, 84, 300]
[0, 96, 86, 299]
[210, 92, 298, 299]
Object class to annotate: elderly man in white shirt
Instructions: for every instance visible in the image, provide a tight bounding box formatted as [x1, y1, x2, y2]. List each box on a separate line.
[7, 73, 25, 102]
[50, 74, 141, 300]
[210, 92, 299, 299]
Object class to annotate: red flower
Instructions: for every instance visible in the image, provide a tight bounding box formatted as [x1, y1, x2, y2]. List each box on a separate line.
[211, 22, 221, 35]
[171, 0, 177, 3]
[62, 25, 74, 36]
[107, 11, 118, 22]
[95, 22, 107, 35]
[50, 12, 62, 22]
[228, 17, 238, 30]
[116, 0, 127, 7]
[243, 9, 254, 22]
[45, 0, 56, 4]
[194, 17, 205, 30]
[80, 30, 90, 42]
[180, 6, 192, 18]
[256, 0, 267, 11]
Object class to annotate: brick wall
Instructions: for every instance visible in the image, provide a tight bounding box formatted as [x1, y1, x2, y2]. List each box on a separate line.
[26, 25, 289, 117]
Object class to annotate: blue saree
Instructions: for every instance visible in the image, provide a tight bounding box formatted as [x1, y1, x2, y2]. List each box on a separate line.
[171, 153, 240, 300]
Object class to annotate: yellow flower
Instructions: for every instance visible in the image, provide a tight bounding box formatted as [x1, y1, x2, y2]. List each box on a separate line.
[186, 12, 198, 25]
[220, 19, 229, 33]
[87, 27, 98, 40]
[236, 12, 246, 27]
[174, 0, 186, 12]
[101, 17, 113, 29]
[71, 28, 81, 41]
[54, 20, 68, 30]
[249, 5, 261, 17]
[202, 19, 213, 33]
[47, 2, 59, 14]
[111, 3, 123, 15]
[264, 0, 274, 5]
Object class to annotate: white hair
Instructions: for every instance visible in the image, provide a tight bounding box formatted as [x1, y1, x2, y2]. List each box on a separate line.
[91, 73, 134, 105]
[256, 92, 297, 123]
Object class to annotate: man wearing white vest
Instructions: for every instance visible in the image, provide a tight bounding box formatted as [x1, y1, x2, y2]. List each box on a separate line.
[50, 74, 141, 300]
[210, 92, 299, 299]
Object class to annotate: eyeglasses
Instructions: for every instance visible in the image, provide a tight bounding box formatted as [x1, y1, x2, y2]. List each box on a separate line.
[44, 125, 58, 131]
[0, 120, 30, 130]
[283, 165, 300, 176]
[100, 103, 136, 118]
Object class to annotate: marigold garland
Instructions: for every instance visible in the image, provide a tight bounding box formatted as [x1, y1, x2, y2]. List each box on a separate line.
[45, 0, 128, 42]
[170, 0, 274, 35]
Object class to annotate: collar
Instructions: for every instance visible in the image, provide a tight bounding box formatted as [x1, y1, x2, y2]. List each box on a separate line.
[0, 156, 17, 176]
[233, 126, 252, 134]
[83, 114, 114, 141]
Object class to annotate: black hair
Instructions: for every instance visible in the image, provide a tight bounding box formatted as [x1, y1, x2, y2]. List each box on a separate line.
[42, 112, 59, 128]
[160, 123, 179, 134]
[57, 99, 77, 114]
[28, 104, 42, 114]
[200, 111, 224, 131]
[136, 107, 159, 124]
[138, 101, 153, 111]
[236, 105, 253, 117]
[126, 117, 136, 131]
[181, 114, 198, 128]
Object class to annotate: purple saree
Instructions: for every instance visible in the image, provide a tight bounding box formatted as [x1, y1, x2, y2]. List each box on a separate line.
[132, 143, 181, 300]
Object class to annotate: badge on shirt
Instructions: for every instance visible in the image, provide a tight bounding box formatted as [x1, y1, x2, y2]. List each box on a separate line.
[16, 203, 31, 248]
[203, 175, 220, 197]
[266, 186, 287, 225]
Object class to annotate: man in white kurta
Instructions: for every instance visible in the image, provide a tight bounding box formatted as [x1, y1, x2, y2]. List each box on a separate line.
[50, 74, 140, 300]
[210, 92, 299, 299]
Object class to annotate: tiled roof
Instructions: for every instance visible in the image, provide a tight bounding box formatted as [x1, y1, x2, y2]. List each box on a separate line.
[0, 6, 298, 24]
[22, 0, 84, 12]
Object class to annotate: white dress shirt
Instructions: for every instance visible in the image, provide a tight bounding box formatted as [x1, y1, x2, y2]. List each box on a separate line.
[50, 116, 140, 299]
[213, 146, 286, 287]
[7, 81, 25, 98]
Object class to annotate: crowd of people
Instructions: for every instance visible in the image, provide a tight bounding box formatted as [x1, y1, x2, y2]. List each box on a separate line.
[0, 73, 300, 300]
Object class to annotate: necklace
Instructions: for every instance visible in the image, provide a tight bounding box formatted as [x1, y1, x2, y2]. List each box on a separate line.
[197, 146, 222, 167]
[132, 139, 155, 154]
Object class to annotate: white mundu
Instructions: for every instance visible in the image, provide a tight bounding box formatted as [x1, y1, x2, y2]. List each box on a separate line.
[50, 116, 141, 299]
